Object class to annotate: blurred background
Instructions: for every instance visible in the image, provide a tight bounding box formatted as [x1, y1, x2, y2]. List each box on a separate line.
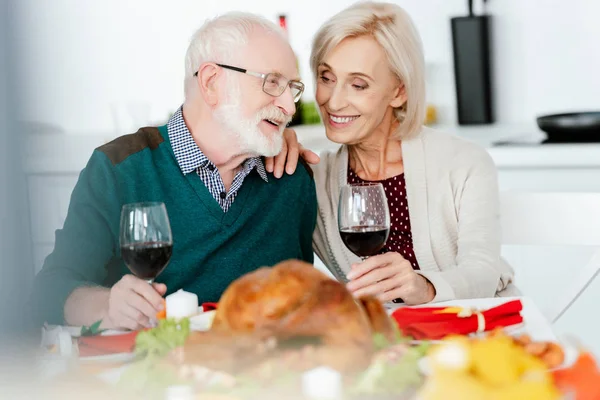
[9, 0, 600, 132]
[2, 0, 600, 354]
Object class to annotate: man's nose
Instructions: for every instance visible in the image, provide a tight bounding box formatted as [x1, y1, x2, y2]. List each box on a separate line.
[274, 85, 297, 117]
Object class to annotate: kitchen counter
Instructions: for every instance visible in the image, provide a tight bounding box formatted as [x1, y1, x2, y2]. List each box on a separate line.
[295, 123, 600, 169]
[20, 123, 600, 174]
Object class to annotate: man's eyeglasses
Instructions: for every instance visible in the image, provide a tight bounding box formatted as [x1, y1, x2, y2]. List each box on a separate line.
[194, 63, 304, 103]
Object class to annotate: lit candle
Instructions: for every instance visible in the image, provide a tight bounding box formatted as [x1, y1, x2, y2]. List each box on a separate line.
[302, 366, 342, 399]
[166, 289, 199, 319]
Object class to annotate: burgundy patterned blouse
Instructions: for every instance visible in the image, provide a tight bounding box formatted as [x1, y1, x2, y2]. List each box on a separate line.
[347, 167, 420, 270]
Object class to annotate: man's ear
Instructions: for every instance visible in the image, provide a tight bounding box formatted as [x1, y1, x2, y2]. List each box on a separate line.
[390, 82, 408, 109]
[196, 63, 220, 106]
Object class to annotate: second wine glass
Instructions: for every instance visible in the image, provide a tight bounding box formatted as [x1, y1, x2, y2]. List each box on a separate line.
[338, 183, 391, 260]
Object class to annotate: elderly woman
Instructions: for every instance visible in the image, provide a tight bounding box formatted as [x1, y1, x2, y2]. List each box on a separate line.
[294, 1, 516, 305]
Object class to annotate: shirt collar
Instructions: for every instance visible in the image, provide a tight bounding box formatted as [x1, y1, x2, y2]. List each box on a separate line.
[167, 106, 268, 182]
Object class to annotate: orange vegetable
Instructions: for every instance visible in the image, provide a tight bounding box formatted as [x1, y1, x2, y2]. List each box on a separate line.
[509, 333, 565, 369]
[552, 351, 600, 400]
[156, 299, 167, 320]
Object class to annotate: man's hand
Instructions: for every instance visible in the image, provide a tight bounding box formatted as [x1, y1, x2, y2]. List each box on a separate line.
[102, 275, 167, 330]
[346, 252, 436, 304]
[265, 127, 320, 178]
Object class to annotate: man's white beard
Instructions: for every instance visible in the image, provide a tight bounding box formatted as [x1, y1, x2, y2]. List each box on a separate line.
[214, 78, 289, 157]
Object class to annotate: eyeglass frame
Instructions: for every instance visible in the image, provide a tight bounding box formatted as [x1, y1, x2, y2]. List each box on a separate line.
[194, 63, 304, 103]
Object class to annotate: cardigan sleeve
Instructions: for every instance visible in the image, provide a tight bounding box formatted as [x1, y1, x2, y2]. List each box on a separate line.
[313, 214, 332, 270]
[311, 157, 339, 278]
[311, 151, 350, 282]
[417, 148, 514, 301]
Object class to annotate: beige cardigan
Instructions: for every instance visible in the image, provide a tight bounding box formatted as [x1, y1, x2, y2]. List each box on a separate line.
[312, 126, 518, 302]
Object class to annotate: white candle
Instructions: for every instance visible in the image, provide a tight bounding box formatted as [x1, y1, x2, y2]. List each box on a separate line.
[302, 366, 342, 399]
[58, 330, 73, 357]
[166, 289, 198, 319]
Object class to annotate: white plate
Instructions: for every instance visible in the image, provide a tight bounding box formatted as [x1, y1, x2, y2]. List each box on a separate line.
[78, 351, 137, 364]
[189, 309, 216, 331]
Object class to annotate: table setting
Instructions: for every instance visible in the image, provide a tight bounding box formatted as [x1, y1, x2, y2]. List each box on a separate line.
[35, 186, 600, 400]
[37, 277, 598, 400]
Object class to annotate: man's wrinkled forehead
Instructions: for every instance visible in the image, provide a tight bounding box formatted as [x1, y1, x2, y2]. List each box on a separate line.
[241, 28, 299, 80]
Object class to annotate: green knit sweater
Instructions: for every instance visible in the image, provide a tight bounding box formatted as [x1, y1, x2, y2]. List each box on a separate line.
[31, 125, 317, 325]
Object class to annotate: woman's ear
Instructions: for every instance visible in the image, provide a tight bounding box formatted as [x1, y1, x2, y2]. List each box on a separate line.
[390, 82, 408, 108]
[196, 63, 220, 106]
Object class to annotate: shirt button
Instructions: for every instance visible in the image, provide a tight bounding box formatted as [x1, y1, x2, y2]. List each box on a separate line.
[220, 191, 226, 199]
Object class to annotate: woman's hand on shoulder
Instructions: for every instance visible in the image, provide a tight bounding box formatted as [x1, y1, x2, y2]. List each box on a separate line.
[264, 127, 320, 178]
[345, 252, 435, 305]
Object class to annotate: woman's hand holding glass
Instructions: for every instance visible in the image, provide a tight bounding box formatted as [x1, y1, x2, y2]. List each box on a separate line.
[346, 251, 436, 304]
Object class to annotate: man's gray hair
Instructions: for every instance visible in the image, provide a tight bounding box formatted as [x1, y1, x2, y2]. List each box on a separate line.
[184, 12, 286, 100]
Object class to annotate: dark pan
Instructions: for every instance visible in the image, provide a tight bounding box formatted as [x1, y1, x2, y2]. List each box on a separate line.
[537, 111, 600, 143]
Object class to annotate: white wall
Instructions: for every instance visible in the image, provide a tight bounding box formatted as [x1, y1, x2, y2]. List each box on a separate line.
[13, 0, 600, 136]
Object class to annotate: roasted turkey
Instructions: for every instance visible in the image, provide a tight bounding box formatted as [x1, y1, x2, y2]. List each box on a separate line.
[182, 259, 397, 374]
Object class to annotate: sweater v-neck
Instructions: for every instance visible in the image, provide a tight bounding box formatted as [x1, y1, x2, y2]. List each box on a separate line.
[185, 171, 258, 226]
[159, 125, 259, 226]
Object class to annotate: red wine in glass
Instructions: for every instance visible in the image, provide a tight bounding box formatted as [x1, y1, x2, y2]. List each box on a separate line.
[339, 225, 390, 258]
[120, 202, 173, 284]
[120, 241, 173, 281]
[338, 183, 391, 259]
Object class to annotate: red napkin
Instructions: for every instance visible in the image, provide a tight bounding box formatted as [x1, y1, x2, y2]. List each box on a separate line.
[202, 302, 218, 312]
[391, 299, 523, 340]
[77, 331, 139, 357]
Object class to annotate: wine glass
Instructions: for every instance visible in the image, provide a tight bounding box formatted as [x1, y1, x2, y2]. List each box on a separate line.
[119, 202, 173, 284]
[338, 183, 391, 260]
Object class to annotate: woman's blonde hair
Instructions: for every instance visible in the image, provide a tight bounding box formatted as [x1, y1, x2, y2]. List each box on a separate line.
[310, 1, 426, 140]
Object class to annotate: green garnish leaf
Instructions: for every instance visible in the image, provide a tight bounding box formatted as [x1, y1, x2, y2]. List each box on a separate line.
[80, 319, 105, 336]
[134, 317, 190, 358]
[351, 345, 427, 395]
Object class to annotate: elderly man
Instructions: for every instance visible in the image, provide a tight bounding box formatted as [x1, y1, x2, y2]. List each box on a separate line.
[31, 12, 318, 330]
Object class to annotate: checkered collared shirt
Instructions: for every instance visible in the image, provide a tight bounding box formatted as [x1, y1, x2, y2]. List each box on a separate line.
[168, 107, 268, 212]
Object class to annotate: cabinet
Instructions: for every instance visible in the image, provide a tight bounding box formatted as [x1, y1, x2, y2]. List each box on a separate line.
[27, 175, 79, 274]
[24, 133, 104, 274]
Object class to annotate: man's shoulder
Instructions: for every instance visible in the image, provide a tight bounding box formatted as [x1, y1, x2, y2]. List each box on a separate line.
[297, 158, 314, 180]
[265, 157, 315, 186]
[97, 126, 166, 166]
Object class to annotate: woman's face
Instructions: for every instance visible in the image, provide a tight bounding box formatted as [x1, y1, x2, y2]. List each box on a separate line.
[316, 36, 406, 145]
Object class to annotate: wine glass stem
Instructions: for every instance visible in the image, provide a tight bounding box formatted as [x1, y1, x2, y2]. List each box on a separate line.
[146, 278, 154, 285]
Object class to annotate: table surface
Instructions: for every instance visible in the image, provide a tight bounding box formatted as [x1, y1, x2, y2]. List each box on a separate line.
[41, 296, 576, 383]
